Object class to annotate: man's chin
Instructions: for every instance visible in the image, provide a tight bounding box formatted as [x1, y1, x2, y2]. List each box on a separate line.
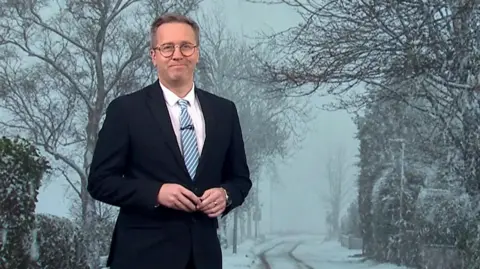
[168, 74, 191, 83]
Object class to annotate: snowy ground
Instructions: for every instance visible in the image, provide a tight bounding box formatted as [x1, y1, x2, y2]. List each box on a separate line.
[292, 239, 411, 269]
[223, 234, 412, 269]
[221, 238, 258, 268]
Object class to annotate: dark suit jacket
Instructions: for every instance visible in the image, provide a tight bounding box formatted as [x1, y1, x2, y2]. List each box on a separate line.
[87, 80, 252, 269]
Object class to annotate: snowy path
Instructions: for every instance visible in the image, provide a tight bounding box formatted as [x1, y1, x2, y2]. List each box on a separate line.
[285, 238, 411, 269]
[258, 240, 313, 269]
[223, 233, 412, 269]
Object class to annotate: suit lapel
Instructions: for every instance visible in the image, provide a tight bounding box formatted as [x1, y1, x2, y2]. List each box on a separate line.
[146, 80, 190, 179]
[194, 88, 217, 180]
[145, 81, 217, 181]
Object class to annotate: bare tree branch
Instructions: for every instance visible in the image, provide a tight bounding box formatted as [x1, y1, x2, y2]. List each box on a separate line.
[0, 0, 203, 267]
[247, 0, 480, 197]
[195, 9, 313, 175]
[245, 0, 480, 103]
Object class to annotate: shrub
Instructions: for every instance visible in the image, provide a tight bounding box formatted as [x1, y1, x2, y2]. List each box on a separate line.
[0, 136, 50, 269]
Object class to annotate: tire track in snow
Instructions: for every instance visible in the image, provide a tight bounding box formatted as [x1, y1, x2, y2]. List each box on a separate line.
[288, 242, 314, 269]
[258, 241, 286, 269]
[258, 240, 313, 269]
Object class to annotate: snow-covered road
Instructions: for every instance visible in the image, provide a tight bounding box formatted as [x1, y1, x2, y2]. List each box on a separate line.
[292, 239, 410, 269]
[258, 240, 313, 269]
[223, 234, 411, 269]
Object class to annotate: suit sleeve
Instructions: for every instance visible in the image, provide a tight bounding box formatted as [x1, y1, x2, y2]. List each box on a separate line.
[87, 97, 163, 209]
[220, 101, 252, 216]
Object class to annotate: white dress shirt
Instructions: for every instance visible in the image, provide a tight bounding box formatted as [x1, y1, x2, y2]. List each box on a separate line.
[160, 81, 205, 154]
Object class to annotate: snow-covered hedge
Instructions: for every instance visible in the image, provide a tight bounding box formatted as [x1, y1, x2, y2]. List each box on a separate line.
[415, 188, 471, 245]
[0, 136, 50, 269]
[33, 214, 88, 269]
[340, 200, 361, 238]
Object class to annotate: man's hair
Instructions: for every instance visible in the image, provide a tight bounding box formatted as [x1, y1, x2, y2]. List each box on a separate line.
[150, 13, 200, 48]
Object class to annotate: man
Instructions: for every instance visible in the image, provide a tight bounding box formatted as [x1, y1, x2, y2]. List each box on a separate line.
[87, 13, 252, 269]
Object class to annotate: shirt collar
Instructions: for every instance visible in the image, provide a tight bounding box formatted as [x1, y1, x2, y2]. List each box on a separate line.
[159, 81, 196, 107]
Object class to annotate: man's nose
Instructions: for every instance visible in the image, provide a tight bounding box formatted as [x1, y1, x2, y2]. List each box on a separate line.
[172, 46, 183, 60]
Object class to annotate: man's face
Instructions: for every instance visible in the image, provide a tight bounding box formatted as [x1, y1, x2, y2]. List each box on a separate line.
[150, 22, 199, 86]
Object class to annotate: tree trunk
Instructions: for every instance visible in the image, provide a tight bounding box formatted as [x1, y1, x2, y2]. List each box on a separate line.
[81, 107, 103, 269]
[240, 211, 246, 242]
[232, 210, 238, 254]
[81, 194, 99, 269]
[247, 209, 252, 238]
[218, 217, 228, 248]
[254, 213, 259, 239]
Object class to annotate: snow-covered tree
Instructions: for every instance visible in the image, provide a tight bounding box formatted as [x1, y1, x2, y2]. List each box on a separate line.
[0, 136, 50, 269]
[0, 1, 202, 267]
[323, 146, 351, 239]
[243, 0, 480, 266]
[355, 83, 437, 266]
[243, 0, 480, 105]
[193, 9, 310, 253]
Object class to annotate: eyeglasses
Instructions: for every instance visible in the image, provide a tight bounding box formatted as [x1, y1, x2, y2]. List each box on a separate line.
[153, 43, 197, 57]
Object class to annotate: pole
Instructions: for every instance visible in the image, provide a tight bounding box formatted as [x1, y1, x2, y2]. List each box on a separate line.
[254, 178, 259, 238]
[270, 179, 273, 233]
[389, 138, 405, 221]
[389, 138, 406, 263]
[232, 210, 238, 254]
[400, 140, 404, 220]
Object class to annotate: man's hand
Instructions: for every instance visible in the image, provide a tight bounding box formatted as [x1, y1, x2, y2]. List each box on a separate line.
[197, 188, 227, 218]
[157, 183, 201, 212]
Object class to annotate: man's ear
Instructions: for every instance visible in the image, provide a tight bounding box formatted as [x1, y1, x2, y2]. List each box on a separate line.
[149, 49, 157, 66]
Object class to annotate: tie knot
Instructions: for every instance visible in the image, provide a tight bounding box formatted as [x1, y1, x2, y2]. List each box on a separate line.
[178, 99, 189, 109]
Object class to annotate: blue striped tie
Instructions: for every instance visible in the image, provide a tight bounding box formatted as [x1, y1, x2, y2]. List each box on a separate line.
[178, 99, 199, 180]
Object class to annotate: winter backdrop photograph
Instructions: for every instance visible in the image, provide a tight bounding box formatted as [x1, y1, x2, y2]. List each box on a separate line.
[0, 0, 479, 268]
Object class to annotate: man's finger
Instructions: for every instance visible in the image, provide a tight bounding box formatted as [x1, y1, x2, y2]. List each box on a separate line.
[200, 189, 212, 200]
[176, 194, 197, 212]
[207, 208, 224, 218]
[203, 198, 225, 214]
[204, 207, 217, 215]
[174, 200, 190, 212]
[205, 202, 224, 215]
[181, 189, 201, 205]
[198, 195, 217, 210]
[199, 200, 216, 211]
